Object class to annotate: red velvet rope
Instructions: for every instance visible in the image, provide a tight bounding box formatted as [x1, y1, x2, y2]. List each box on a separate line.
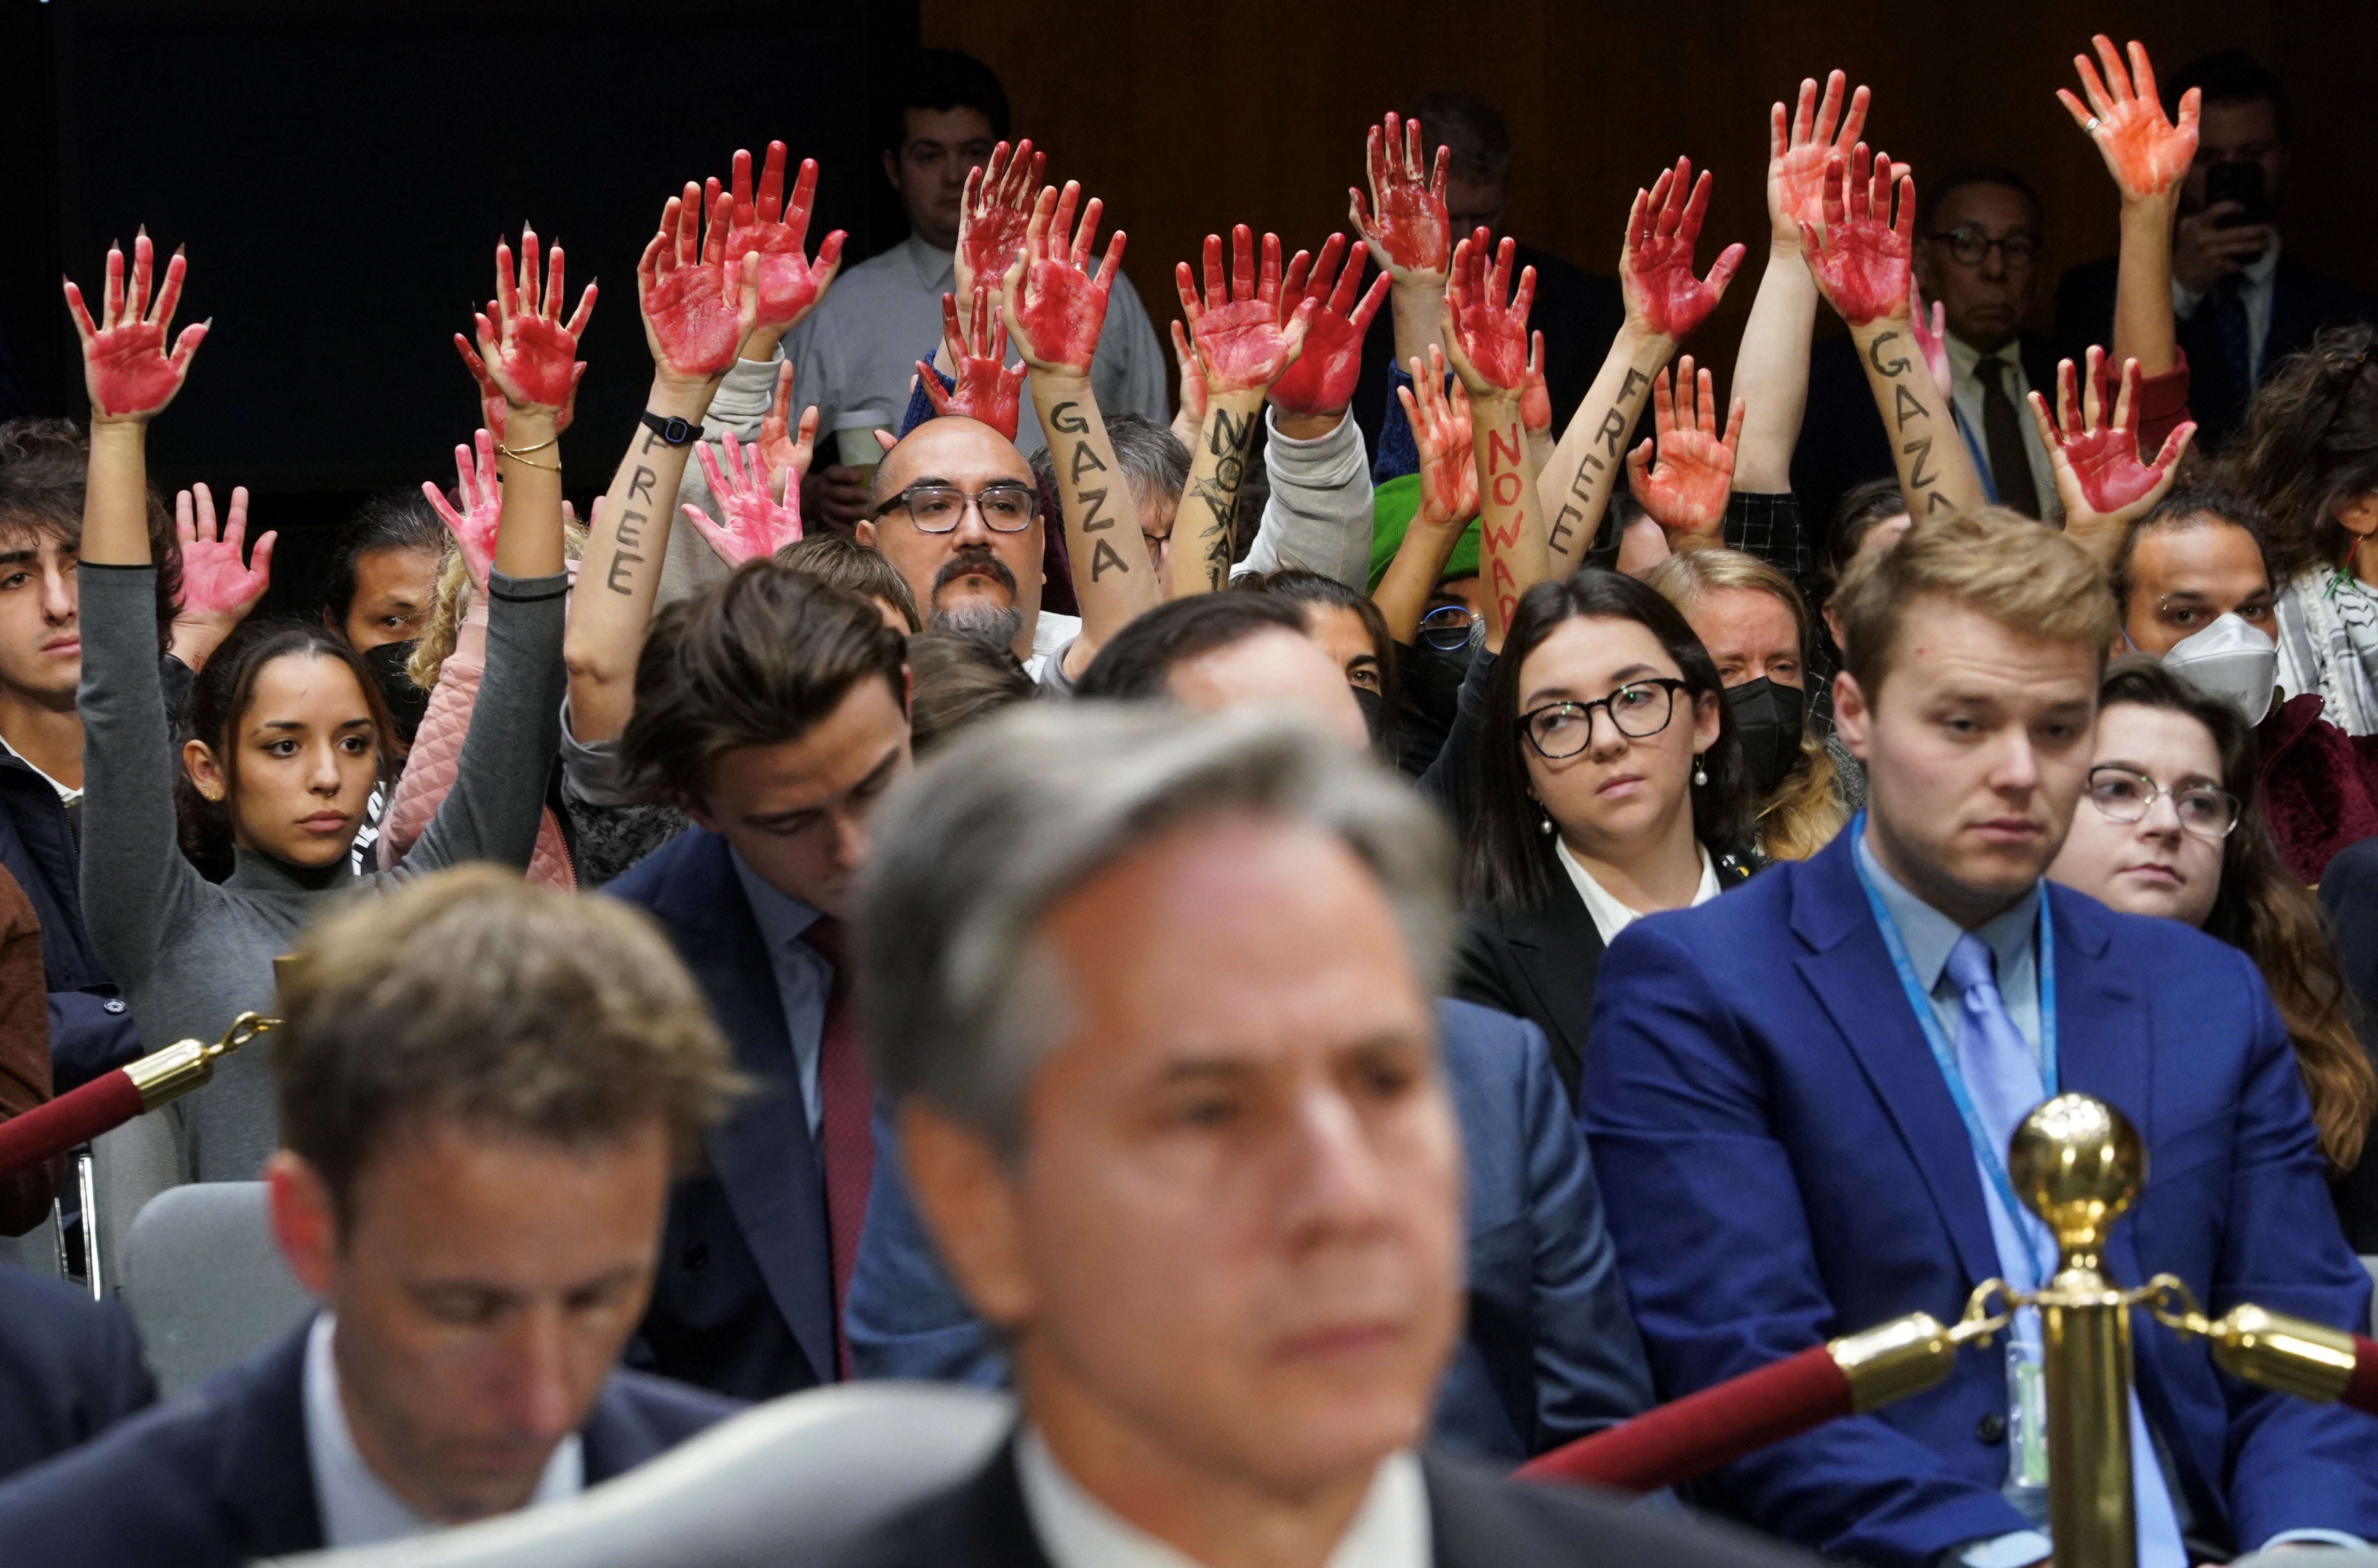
[1517, 1343, 1856, 1493]
[2343, 1334, 2378, 1419]
[0, 1071, 145, 1183]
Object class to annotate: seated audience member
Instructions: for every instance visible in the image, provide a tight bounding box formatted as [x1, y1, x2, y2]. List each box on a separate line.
[779, 531, 921, 632]
[605, 566, 909, 1399]
[0, 1262, 153, 1483]
[1075, 592, 1370, 752]
[838, 703, 1799, 1568]
[2314, 835, 2378, 1248]
[1028, 412, 1188, 594]
[0, 868, 739, 1562]
[1646, 549, 1848, 861]
[1586, 507, 2378, 1567]
[2109, 480, 2277, 663]
[0, 863, 59, 1233]
[2049, 657, 2378, 1241]
[1452, 571, 1755, 1103]
[321, 490, 445, 655]
[1239, 567, 1397, 725]
[905, 631, 1034, 758]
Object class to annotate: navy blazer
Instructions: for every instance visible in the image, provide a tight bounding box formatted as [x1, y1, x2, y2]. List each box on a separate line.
[0, 1319, 736, 1567]
[0, 1262, 154, 1484]
[0, 753, 140, 1092]
[606, 827, 838, 1399]
[1583, 831, 2378, 1568]
[844, 998, 1654, 1462]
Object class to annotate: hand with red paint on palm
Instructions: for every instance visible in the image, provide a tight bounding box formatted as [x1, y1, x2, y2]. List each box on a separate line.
[919, 291, 1026, 440]
[755, 360, 809, 505]
[1769, 71, 1872, 247]
[168, 482, 274, 669]
[1909, 275, 1954, 401]
[639, 185, 758, 383]
[423, 430, 504, 590]
[473, 226, 597, 413]
[684, 428, 811, 567]
[1270, 234, 1390, 419]
[1176, 226, 1317, 396]
[1001, 182, 1127, 378]
[1168, 319, 1208, 449]
[452, 333, 581, 444]
[1440, 231, 1537, 397]
[1521, 330, 1552, 434]
[2028, 346, 2197, 564]
[2059, 35, 2198, 203]
[1621, 159, 1746, 344]
[1350, 112, 1452, 285]
[954, 138, 1044, 318]
[725, 142, 846, 334]
[1400, 347, 1479, 530]
[1799, 144, 1914, 329]
[63, 233, 209, 422]
[1626, 357, 1746, 546]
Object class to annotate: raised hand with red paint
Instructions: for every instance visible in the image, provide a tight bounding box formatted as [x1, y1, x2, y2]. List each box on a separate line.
[1401, 346, 1479, 529]
[1621, 159, 1746, 345]
[755, 359, 809, 504]
[1798, 143, 1913, 329]
[168, 482, 273, 669]
[452, 333, 580, 445]
[422, 429, 504, 590]
[1769, 71, 1872, 246]
[1001, 181, 1127, 377]
[63, 233, 208, 422]
[473, 226, 597, 413]
[1909, 276, 1953, 401]
[726, 142, 846, 333]
[1521, 331, 1552, 442]
[1350, 111, 1452, 283]
[1626, 357, 1745, 547]
[2059, 35, 2198, 201]
[919, 290, 1026, 440]
[955, 138, 1044, 317]
[684, 428, 811, 567]
[1268, 233, 1389, 419]
[640, 185, 759, 381]
[1441, 231, 1537, 396]
[2028, 346, 2196, 563]
[1176, 226, 1318, 396]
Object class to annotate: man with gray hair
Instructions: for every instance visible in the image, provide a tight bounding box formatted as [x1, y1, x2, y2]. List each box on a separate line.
[837, 705, 1810, 1568]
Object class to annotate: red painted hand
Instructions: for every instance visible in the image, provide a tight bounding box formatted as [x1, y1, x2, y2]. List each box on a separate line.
[1440, 231, 1537, 395]
[755, 360, 814, 506]
[472, 227, 597, 412]
[686, 428, 808, 566]
[421, 429, 503, 589]
[174, 482, 274, 621]
[726, 142, 846, 330]
[452, 333, 579, 444]
[1909, 276, 1954, 401]
[956, 138, 1044, 316]
[1769, 71, 1872, 244]
[1398, 346, 1479, 529]
[2059, 36, 2198, 202]
[1169, 319, 1208, 447]
[1176, 226, 1317, 396]
[1350, 111, 1451, 283]
[1799, 144, 1915, 329]
[2028, 346, 2196, 522]
[1002, 182, 1126, 377]
[1621, 159, 1746, 342]
[640, 185, 758, 380]
[920, 291, 1026, 440]
[1625, 357, 1745, 538]
[63, 233, 209, 421]
[1270, 233, 1390, 416]
[1521, 331, 1552, 438]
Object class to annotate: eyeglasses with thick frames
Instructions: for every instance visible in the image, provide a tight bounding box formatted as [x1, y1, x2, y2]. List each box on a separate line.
[873, 483, 1037, 533]
[1928, 228, 2038, 270]
[1520, 679, 1690, 760]
[2085, 764, 2241, 840]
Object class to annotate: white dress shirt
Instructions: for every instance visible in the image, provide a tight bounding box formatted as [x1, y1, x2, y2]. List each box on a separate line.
[1944, 334, 2060, 522]
[2173, 233, 2283, 382]
[1555, 839, 1722, 947]
[1015, 1428, 1429, 1568]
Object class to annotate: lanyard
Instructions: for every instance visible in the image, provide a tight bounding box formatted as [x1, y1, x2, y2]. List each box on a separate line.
[1850, 818, 2059, 1291]
[1950, 404, 1997, 507]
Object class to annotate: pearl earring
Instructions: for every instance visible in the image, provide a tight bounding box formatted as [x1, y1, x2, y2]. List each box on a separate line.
[1692, 754, 1709, 787]
[1539, 812, 1555, 837]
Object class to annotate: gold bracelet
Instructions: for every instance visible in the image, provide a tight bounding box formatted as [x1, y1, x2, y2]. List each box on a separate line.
[496, 440, 560, 471]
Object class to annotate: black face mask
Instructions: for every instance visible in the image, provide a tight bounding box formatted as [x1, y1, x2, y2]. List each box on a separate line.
[1725, 677, 1804, 795]
[1351, 683, 1391, 757]
[1400, 637, 1472, 725]
[362, 640, 430, 749]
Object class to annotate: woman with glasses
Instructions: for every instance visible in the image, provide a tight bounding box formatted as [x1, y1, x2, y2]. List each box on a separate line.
[2048, 657, 2377, 1228]
[1453, 570, 1756, 1103]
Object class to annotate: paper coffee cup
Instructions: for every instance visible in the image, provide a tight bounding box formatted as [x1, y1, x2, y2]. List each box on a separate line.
[833, 411, 894, 486]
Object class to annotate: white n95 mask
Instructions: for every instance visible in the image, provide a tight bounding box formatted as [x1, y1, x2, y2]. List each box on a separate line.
[2162, 613, 2279, 724]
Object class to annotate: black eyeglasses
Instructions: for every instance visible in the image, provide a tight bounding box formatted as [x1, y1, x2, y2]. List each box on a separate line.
[1928, 229, 2038, 270]
[873, 483, 1037, 534]
[2085, 765, 2241, 840]
[1419, 604, 1476, 652]
[1520, 679, 1690, 760]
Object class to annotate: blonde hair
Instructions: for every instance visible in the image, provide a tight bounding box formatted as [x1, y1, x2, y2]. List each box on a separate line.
[407, 516, 591, 692]
[1644, 549, 1848, 862]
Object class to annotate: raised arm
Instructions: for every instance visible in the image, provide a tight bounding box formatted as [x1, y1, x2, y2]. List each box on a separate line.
[954, 139, 1043, 324]
[1625, 359, 1745, 557]
[1351, 111, 1452, 372]
[168, 482, 273, 672]
[67, 235, 207, 565]
[1374, 346, 1478, 646]
[2027, 348, 2195, 567]
[722, 141, 846, 368]
[1443, 233, 1545, 652]
[1800, 147, 1985, 519]
[2059, 36, 2198, 378]
[919, 291, 1026, 438]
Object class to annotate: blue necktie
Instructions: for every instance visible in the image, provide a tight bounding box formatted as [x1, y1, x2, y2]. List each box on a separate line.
[1945, 934, 2187, 1568]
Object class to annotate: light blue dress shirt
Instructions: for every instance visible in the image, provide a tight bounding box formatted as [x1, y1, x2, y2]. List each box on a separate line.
[729, 849, 830, 1140]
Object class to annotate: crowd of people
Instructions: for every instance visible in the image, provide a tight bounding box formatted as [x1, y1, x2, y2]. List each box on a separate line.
[0, 35, 2374, 1568]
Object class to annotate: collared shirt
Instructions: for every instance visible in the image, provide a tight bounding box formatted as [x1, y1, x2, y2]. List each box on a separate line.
[1014, 1427, 1429, 1568]
[1029, 610, 1084, 687]
[782, 232, 1169, 460]
[0, 730, 81, 810]
[1853, 829, 2042, 1067]
[2173, 233, 2282, 382]
[730, 848, 832, 1138]
[303, 1312, 582, 1549]
[1554, 839, 1722, 948]
[1944, 334, 2060, 523]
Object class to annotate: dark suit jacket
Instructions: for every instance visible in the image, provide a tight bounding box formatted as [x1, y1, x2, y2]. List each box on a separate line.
[0, 1319, 735, 1568]
[1584, 830, 2378, 1567]
[2314, 833, 2378, 1251]
[844, 999, 1654, 1463]
[0, 1262, 153, 1484]
[606, 827, 838, 1399]
[830, 1436, 1817, 1568]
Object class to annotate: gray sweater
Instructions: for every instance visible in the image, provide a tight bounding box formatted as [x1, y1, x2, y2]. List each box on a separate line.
[77, 563, 567, 1186]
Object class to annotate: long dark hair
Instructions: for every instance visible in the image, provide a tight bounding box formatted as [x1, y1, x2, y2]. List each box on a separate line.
[2097, 657, 2375, 1171]
[177, 620, 398, 878]
[1235, 567, 1403, 718]
[1465, 570, 1753, 910]
[2229, 323, 2378, 588]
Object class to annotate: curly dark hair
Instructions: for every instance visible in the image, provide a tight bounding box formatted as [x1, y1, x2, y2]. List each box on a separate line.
[2228, 323, 2378, 588]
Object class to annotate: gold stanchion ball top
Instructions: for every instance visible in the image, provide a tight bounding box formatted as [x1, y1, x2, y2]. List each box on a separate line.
[2007, 1093, 2145, 1251]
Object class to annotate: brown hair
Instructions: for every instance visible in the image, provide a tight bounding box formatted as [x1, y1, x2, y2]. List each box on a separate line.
[276, 865, 738, 1225]
[619, 562, 908, 803]
[907, 631, 1034, 757]
[776, 532, 921, 631]
[2108, 477, 2271, 621]
[1834, 507, 2118, 699]
[2094, 657, 2375, 1171]
[0, 417, 183, 652]
[2228, 323, 2378, 588]
[1643, 549, 1848, 862]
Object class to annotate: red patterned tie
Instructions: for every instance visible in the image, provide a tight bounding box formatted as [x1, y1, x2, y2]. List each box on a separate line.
[799, 915, 874, 1379]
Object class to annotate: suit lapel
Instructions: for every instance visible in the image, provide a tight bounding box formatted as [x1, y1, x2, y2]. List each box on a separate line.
[1498, 871, 1604, 1090]
[208, 1327, 327, 1557]
[2041, 886, 2149, 1286]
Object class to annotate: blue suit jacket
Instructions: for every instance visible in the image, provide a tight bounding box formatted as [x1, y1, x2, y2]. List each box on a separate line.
[0, 1262, 154, 1484]
[845, 998, 1654, 1461]
[606, 827, 838, 1399]
[1583, 832, 2378, 1567]
[0, 1318, 736, 1568]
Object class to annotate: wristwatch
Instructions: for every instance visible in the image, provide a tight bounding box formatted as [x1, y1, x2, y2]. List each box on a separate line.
[641, 411, 698, 446]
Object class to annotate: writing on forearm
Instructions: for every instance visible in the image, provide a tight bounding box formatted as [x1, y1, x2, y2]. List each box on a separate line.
[1480, 413, 1532, 627]
[1864, 328, 1957, 514]
[1186, 404, 1259, 592]
[1550, 367, 1651, 555]
[627, 464, 657, 505]
[604, 506, 650, 595]
[1052, 399, 1137, 584]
